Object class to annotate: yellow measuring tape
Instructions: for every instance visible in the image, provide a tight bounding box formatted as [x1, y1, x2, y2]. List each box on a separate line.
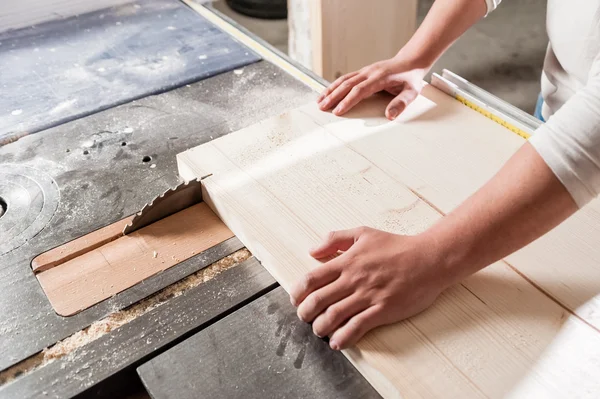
[454, 94, 532, 140]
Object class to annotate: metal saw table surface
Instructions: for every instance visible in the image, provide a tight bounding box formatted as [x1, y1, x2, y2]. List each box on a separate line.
[0, 4, 379, 398]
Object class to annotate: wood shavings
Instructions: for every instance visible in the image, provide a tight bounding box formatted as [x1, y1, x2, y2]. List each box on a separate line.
[0, 248, 251, 386]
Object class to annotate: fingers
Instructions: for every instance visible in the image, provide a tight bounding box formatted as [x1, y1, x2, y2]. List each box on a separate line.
[329, 305, 384, 350]
[385, 88, 419, 120]
[296, 278, 353, 325]
[333, 80, 382, 116]
[309, 228, 365, 259]
[317, 72, 358, 105]
[311, 294, 370, 338]
[289, 261, 341, 307]
[319, 75, 367, 111]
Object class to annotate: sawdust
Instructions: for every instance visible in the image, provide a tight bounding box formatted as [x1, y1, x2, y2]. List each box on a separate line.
[0, 248, 251, 386]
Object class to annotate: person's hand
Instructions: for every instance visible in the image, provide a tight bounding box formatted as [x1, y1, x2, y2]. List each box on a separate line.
[289, 227, 448, 351]
[317, 56, 430, 120]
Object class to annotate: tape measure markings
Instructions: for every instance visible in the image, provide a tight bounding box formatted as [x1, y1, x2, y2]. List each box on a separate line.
[455, 94, 532, 140]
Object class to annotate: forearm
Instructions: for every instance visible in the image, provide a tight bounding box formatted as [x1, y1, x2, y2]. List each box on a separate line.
[422, 142, 578, 286]
[397, 0, 488, 69]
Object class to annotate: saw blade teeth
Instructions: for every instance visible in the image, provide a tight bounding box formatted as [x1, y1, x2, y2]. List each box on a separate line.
[123, 178, 204, 235]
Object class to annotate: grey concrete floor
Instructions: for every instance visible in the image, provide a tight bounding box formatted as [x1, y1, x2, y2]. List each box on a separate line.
[210, 0, 547, 114]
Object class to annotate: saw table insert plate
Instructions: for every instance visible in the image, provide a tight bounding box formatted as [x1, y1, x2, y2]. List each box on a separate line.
[34, 201, 233, 316]
[177, 85, 600, 398]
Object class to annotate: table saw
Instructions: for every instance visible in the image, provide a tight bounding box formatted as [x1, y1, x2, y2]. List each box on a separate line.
[0, 1, 381, 397]
[4, 1, 600, 398]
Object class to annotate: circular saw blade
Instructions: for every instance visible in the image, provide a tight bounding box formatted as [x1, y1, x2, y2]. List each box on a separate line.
[123, 179, 203, 235]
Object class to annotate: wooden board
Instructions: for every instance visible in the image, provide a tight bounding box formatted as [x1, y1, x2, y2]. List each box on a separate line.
[36, 203, 234, 316]
[288, 0, 417, 81]
[177, 88, 600, 398]
[281, 85, 600, 332]
[137, 287, 381, 399]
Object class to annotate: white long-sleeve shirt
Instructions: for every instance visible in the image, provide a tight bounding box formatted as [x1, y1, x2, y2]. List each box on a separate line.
[485, 0, 600, 207]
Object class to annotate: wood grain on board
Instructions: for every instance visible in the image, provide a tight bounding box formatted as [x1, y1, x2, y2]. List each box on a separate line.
[36, 203, 233, 316]
[293, 85, 600, 332]
[177, 88, 600, 398]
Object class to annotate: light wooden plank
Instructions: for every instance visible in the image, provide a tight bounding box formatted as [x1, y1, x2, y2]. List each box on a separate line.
[178, 106, 600, 398]
[300, 85, 600, 331]
[36, 203, 234, 316]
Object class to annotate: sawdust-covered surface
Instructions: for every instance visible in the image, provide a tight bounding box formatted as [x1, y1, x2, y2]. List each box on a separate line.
[0, 58, 313, 373]
[0, 0, 260, 144]
[0, 248, 251, 386]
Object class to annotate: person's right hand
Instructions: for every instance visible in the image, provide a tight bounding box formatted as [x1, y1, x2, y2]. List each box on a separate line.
[317, 56, 430, 120]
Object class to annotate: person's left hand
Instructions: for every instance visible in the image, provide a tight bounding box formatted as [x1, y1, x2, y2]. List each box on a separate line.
[289, 227, 448, 350]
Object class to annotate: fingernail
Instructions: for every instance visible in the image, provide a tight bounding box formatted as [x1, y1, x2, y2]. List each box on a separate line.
[290, 296, 296, 306]
[333, 106, 342, 115]
[388, 107, 398, 119]
[330, 340, 339, 350]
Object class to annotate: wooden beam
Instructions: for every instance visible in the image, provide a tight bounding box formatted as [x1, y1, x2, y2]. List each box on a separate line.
[177, 91, 600, 397]
[288, 0, 417, 81]
[300, 85, 600, 332]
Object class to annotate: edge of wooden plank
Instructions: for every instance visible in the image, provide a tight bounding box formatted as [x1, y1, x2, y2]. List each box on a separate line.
[175, 99, 600, 398]
[177, 143, 431, 399]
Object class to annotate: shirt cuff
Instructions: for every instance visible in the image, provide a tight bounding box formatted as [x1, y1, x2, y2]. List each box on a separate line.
[483, 0, 502, 15]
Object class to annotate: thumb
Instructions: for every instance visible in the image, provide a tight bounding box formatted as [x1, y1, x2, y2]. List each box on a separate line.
[385, 87, 418, 120]
[309, 228, 362, 259]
